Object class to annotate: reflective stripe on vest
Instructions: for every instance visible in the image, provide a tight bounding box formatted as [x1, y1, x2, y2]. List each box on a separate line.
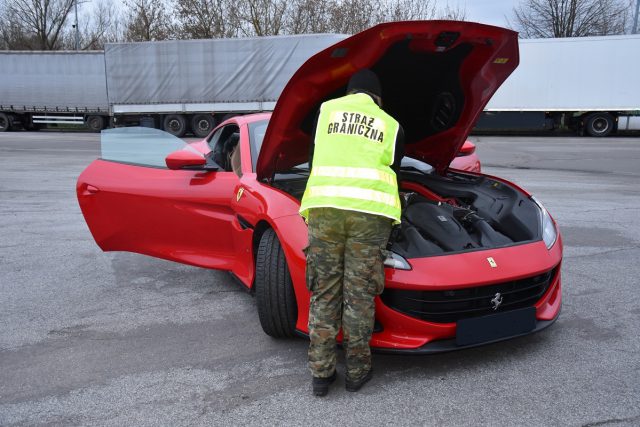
[311, 166, 397, 187]
[299, 93, 401, 223]
[307, 185, 400, 209]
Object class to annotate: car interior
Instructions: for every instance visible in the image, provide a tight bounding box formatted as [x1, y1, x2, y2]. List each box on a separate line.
[210, 125, 242, 177]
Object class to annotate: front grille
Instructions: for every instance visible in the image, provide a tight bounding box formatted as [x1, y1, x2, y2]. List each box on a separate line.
[380, 266, 558, 323]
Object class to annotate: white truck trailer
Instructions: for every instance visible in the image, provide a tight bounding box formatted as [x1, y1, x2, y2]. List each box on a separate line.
[476, 34, 640, 136]
[0, 34, 344, 136]
[0, 51, 110, 132]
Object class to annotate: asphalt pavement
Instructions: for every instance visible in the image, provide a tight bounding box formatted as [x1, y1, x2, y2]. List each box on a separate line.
[1, 131, 639, 426]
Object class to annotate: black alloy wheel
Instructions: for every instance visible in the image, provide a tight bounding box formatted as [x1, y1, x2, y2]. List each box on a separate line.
[0, 112, 11, 132]
[585, 113, 614, 137]
[255, 228, 298, 338]
[163, 114, 187, 137]
[191, 114, 216, 138]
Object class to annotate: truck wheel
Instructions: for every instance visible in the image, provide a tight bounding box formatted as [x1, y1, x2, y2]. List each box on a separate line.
[585, 113, 614, 137]
[255, 228, 298, 338]
[0, 113, 11, 132]
[163, 114, 187, 137]
[191, 114, 216, 138]
[86, 115, 105, 132]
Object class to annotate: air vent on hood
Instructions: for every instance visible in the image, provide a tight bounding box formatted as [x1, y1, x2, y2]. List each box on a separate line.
[431, 92, 457, 131]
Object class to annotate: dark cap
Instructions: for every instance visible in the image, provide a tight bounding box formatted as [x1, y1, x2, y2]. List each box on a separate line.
[347, 69, 381, 98]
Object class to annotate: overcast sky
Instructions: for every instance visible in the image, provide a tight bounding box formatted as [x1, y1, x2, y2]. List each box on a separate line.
[448, 0, 517, 27]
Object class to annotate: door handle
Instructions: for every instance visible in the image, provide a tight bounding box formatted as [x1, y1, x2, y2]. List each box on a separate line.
[83, 184, 100, 195]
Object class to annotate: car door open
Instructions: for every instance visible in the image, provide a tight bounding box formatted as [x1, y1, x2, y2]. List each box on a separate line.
[77, 127, 239, 270]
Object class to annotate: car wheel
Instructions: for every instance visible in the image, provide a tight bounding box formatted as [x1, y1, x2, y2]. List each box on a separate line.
[255, 228, 298, 338]
[191, 114, 216, 138]
[163, 114, 187, 137]
[585, 113, 614, 137]
[86, 115, 105, 132]
[0, 112, 11, 132]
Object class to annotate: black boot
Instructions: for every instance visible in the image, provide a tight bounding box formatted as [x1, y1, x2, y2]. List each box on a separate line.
[312, 371, 337, 397]
[345, 369, 373, 392]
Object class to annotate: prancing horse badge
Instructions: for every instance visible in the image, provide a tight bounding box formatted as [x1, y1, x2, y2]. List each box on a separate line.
[487, 257, 497, 268]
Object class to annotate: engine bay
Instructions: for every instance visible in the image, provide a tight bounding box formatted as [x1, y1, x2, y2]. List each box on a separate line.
[389, 169, 541, 257]
[271, 168, 542, 258]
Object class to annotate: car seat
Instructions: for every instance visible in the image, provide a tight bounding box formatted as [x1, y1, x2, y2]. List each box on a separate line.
[223, 133, 240, 171]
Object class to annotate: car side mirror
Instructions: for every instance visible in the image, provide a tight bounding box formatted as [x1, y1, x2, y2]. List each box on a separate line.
[166, 149, 214, 170]
[456, 141, 476, 157]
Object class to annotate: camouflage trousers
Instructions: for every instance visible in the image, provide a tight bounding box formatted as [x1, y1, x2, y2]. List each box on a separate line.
[305, 207, 392, 379]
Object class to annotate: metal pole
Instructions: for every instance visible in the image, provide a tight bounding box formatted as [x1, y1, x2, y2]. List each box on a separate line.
[74, 0, 79, 50]
[633, 0, 640, 34]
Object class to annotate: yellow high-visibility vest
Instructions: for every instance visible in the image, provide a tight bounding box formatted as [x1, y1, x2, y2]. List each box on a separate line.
[299, 93, 401, 223]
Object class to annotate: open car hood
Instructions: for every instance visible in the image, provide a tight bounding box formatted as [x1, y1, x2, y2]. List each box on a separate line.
[256, 21, 518, 179]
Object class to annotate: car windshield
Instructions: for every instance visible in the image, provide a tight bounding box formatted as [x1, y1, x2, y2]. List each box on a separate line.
[247, 117, 435, 175]
[248, 119, 269, 171]
[100, 127, 186, 168]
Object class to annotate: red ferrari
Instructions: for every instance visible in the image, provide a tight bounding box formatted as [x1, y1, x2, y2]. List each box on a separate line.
[77, 21, 561, 353]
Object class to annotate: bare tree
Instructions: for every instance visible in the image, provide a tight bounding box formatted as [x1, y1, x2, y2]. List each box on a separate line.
[512, 0, 633, 38]
[77, 0, 121, 49]
[384, 0, 437, 21]
[325, 0, 381, 34]
[284, 0, 335, 34]
[0, 0, 77, 50]
[233, 0, 288, 36]
[438, 3, 467, 20]
[175, 0, 240, 39]
[173, 0, 469, 39]
[123, 0, 175, 41]
[303, 0, 466, 35]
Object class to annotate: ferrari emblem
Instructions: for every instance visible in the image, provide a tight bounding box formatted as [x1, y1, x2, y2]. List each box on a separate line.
[491, 293, 503, 310]
[236, 187, 244, 202]
[487, 257, 497, 268]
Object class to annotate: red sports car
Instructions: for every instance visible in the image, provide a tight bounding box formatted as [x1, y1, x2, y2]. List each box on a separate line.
[77, 21, 561, 353]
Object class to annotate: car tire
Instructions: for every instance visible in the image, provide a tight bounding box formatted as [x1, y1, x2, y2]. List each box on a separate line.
[191, 114, 216, 138]
[0, 112, 11, 132]
[255, 228, 298, 338]
[585, 113, 614, 137]
[163, 114, 187, 137]
[86, 115, 105, 132]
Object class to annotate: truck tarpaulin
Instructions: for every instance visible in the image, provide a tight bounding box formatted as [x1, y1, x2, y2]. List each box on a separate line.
[104, 34, 346, 106]
[0, 51, 108, 111]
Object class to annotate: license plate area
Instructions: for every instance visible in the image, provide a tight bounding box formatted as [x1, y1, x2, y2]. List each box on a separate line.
[456, 307, 536, 346]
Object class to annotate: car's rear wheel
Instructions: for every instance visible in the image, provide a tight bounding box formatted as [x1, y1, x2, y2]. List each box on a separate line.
[255, 228, 297, 338]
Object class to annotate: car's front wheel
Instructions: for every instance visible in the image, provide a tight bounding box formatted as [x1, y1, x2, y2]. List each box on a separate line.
[255, 228, 298, 338]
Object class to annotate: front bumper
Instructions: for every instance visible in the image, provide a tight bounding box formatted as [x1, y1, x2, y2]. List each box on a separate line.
[373, 306, 560, 354]
[368, 239, 563, 353]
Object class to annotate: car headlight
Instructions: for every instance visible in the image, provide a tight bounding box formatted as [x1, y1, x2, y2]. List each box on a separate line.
[531, 196, 558, 249]
[383, 251, 412, 270]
